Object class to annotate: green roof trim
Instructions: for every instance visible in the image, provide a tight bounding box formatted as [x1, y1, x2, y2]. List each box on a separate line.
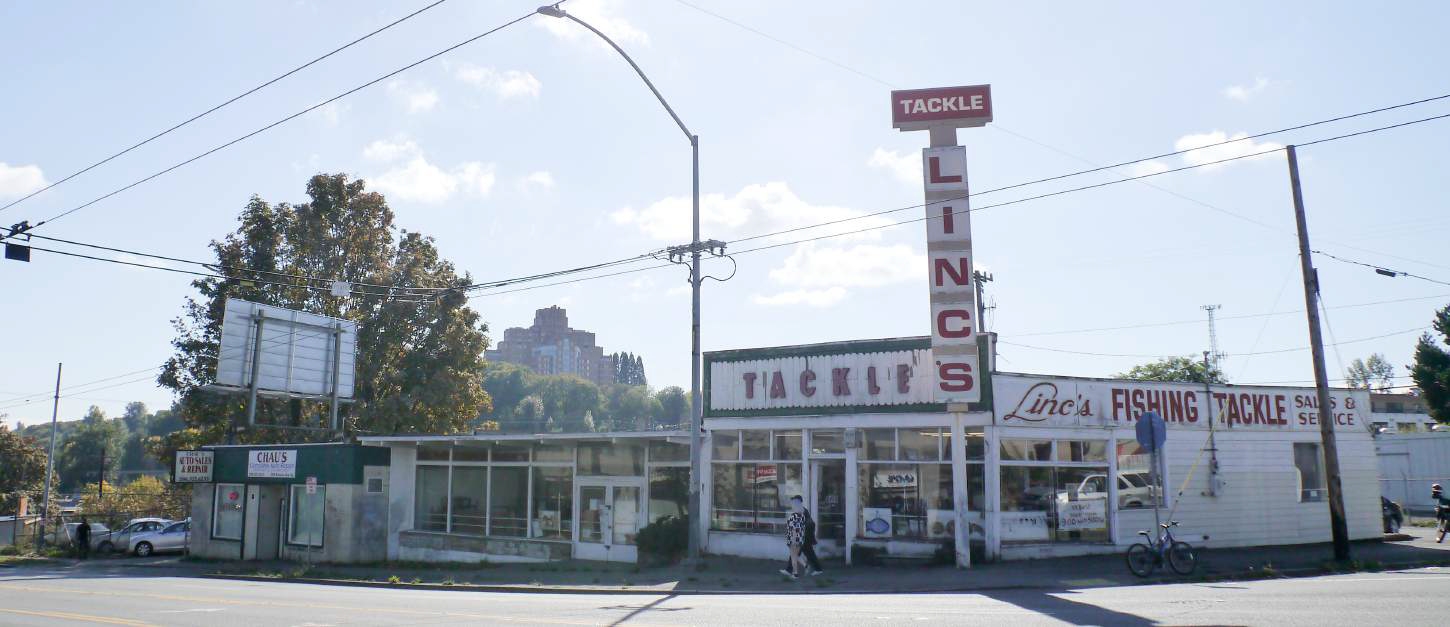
[204, 443, 389, 485]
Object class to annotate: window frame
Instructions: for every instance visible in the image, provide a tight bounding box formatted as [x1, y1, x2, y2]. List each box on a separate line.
[286, 484, 326, 548]
[1294, 441, 1327, 503]
[211, 483, 245, 541]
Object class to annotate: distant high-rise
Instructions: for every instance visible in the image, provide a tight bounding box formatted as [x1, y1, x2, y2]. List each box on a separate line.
[485, 306, 618, 386]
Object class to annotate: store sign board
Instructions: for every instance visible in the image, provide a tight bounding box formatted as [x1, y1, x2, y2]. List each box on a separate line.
[872, 470, 919, 489]
[891, 84, 993, 131]
[924, 146, 980, 404]
[247, 449, 297, 478]
[993, 374, 1370, 431]
[708, 348, 937, 412]
[1058, 499, 1108, 531]
[173, 450, 213, 483]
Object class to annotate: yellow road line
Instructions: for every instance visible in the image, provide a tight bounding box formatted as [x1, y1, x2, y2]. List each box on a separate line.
[0, 582, 672, 626]
[0, 607, 157, 626]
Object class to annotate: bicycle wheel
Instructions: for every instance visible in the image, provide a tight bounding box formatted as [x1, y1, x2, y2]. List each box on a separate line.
[1125, 543, 1157, 577]
[1167, 541, 1198, 575]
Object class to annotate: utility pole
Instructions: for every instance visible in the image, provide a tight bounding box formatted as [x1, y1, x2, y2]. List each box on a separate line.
[98, 447, 107, 501]
[1286, 144, 1351, 562]
[37, 363, 61, 553]
[1202, 351, 1221, 497]
[974, 271, 994, 333]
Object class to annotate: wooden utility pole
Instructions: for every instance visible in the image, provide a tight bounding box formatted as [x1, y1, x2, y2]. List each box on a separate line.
[1285, 144, 1351, 562]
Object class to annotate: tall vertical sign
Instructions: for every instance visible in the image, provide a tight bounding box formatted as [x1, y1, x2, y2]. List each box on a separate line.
[892, 84, 993, 403]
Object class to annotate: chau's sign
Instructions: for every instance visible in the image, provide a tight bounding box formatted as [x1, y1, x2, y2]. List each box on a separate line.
[993, 374, 1371, 431]
[173, 450, 214, 483]
[247, 449, 297, 478]
[891, 85, 993, 131]
[707, 346, 936, 414]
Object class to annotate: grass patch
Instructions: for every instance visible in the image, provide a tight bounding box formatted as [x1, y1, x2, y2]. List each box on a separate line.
[0, 554, 52, 567]
[387, 575, 401, 584]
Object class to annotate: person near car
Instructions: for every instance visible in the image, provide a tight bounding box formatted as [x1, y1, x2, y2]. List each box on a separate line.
[74, 517, 91, 560]
[781, 495, 824, 575]
[777, 498, 808, 579]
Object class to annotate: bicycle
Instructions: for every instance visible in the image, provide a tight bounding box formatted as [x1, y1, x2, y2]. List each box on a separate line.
[1125, 520, 1197, 577]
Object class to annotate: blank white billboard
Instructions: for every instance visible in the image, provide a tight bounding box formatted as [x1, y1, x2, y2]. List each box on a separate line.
[215, 299, 357, 399]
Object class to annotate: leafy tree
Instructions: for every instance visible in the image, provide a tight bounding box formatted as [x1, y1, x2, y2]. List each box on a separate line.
[156, 174, 492, 457]
[607, 384, 661, 431]
[1115, 356, 1225, 384]
[1345, 353, 1396, 392]
[0, 425, 51, 515]
[653, 386, 689, 428]
[1411, 305, 1450, 424]
[78, 476, 190, 522]
[482, 363, 534, 424]
[56, 407, 126, 492]
[610, 352, 648, 386]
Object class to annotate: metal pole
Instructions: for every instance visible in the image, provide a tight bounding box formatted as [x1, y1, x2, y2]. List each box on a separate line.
[98, 448, 106, 501]
[1203, 352, 1220, 497]
[1286, 144, 1351, 562]
[688, 136, 704, 560]
[330, 322, 342, 434]
[1150, 421, 1162, 537]
[246, 311, 266, 429]
[37, 362, 61, 552]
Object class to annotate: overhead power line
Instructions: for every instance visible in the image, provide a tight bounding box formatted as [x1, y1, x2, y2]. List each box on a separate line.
[0, 0, 452, 214]
[1313, 249, 1450, 288]
[11, 5, 545, 233]
[999, 326, 1429, 360]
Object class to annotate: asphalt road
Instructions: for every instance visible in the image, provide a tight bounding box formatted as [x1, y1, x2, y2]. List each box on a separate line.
[2, 565, 1448, 626]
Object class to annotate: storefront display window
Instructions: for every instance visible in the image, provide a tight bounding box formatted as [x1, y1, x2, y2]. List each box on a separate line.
[1000, 439, 1110, 544]
[741, 430, 770, 460]
[898, 428, 941, 461]
[712, 462, 803, 533]
[1294, 442, 1325, 502]
[865, 429, 896, 460]
[288, 485, 325, 546]
[454, 446, 489, 462]
[712, 430, 740, 460]
[810, 429, 844, 455]
[492, 444, 530, 463]
[773, 430, 802, 460]
[858, 462, 954, 540]
[414, 467, 448, 532]
[648, 441, 689, 462]
[450, 467, 486, 536]
[578, 443, 642, 476]
[1115, 440, 1163, 509]
[531, 467, 572, 539]
[649, 467, 689, 524]
[489, 467, 529, 537]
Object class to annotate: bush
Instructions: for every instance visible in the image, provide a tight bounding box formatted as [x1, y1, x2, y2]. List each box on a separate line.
[636, 515, 688, 566]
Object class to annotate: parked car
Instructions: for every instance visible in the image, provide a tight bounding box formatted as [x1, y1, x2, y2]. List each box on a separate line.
[48, 522, 111, 550]
[1383, 497, 1405, 533]
[96, 518, 170, 553]
[129, 520, 190, 557]
[1063, 472, 1158, 508]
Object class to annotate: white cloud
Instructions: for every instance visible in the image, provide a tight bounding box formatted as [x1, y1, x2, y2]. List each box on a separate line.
[536, 0, 648, 47]
[455, 64, 542, 100]
[362, 138, 494, 203]
[1126, 160, 1171, 177]
[387, 80, 439, 113]
[517, 171, 555, 192]
[362, 138, 421, 162]
[751, 288, 848, 308]
[1174, 131, 1283, 169]
[309, 101, 348, 127]
[768, 243, 922, 289]
[868, 148, 919, 185]
[611, 182, 892, 244]
[0, 162, 48, 199]
[1223, 77, 1270, 102]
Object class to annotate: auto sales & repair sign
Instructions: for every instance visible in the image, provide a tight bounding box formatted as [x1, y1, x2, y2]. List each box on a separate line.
[174, 450, 214, 483]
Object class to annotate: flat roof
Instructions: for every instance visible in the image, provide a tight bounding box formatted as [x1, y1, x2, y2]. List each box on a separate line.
[358, 430, 690, 444]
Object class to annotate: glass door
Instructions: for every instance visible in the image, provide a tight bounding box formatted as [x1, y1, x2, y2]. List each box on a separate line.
[811, 460, 846, 551]
[574, 480, 643, 562]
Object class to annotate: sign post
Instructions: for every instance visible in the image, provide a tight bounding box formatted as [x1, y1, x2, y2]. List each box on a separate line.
[1136, 411, 1168, 539]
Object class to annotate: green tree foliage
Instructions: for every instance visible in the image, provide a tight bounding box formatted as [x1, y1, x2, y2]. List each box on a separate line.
[78, 476, 190, 522]
[157, 174, 493, 458]
[1411, 305, 1450, 424]
[0, 425, 52, 514]
[480, 364, 684, 433]
[1345, 353, 1396, 392]
[56, 407, 126, 492]
[1115, 356, 1226, 384]
[610, 352, 648, 386]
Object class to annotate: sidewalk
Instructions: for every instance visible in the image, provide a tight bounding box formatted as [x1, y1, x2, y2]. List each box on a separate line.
[189, 525, 1450, 595]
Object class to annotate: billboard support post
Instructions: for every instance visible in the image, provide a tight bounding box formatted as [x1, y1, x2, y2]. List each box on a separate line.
[246, 309, 265, 427]
[330, 322, 343, 434]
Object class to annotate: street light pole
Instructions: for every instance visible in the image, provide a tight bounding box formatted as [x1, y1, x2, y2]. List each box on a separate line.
[537, 4, 708, 559]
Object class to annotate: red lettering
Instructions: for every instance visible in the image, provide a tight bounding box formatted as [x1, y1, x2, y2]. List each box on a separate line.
[769, 372, 786, 399]
[867, 366, 882, 395]
[799, 370, 816, 397]
[1111, 388, 1128, 422]
[938, 362, 974, 392]
[936, 309, 974, 338]
[1184, 391, 1199, 422]
[1131, 389, 1146, 418]
[896, 364, 912, 394]
[933, 258, 971, 288]
[928, 156, 963, 184]
[832, 368, 851, 396]
[742, 373, 757, 399]
[1274, 395, 1287, 423]
[940, 205, 956, 234]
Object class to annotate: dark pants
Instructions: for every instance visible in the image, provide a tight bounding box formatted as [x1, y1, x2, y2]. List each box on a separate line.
[785, 543, 822, 573]
[75, 540, 89, 559]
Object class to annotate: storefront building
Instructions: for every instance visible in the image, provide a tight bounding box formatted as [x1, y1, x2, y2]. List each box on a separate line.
[186, 443, 390, 562]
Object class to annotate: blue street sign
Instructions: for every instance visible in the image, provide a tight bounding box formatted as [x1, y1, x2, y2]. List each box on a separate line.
[1135, 411, 1167, 452]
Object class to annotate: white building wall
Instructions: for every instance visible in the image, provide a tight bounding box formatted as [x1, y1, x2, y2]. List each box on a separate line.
[1377, 433, 1450, 512]
[385, 445, 416, 561]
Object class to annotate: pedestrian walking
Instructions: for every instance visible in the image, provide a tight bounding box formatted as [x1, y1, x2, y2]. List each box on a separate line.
[74, 516, 91, 560]
[782, 496, 824, 575]
[777, 498, 807, 579]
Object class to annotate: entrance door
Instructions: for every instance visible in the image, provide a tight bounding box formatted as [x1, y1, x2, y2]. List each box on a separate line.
[574, 480, 643, 562]
[811, 460, 846, 555]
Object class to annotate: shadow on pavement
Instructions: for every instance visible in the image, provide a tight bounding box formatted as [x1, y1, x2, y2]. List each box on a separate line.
[977, 588, 1157, 627]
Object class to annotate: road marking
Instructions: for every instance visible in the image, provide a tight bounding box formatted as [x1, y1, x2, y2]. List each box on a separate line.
[0, 607, 157, 626]
[157, 608, 226, 613]
[0, 582, 673, 626]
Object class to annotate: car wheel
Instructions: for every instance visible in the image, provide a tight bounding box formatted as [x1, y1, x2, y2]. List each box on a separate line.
[134, 542, 153, 557]
[98, 541, 113, 553]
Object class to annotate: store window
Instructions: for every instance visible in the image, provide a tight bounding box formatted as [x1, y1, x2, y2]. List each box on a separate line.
[578, 443, 643, 476]
[999, 439, 1110, 544]
[713, 430, 740, 460]
[414, 466, 449, 532]
[213, 483, 245, 540]
[288, 485, 325, 546]
[857, 428, 954, 542]
[1115, 440, 1163, 509]
[711, 429, 804, 534]
[1294, 442, 1326, 502]
[649, 467, 690, 524]
[489, 467, 529, 537]
[1398, 423, 1420, 433]
[450, 467, 487, 535]
[648, 440, 689, 462]
[810, 429, 844, 455]
[532, 467, 573, 539]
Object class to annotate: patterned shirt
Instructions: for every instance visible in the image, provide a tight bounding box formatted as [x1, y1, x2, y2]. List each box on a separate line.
[785, 511, 806, 546]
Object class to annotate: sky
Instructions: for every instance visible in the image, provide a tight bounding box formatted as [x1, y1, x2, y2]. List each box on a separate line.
[2, 0, 1448, 429]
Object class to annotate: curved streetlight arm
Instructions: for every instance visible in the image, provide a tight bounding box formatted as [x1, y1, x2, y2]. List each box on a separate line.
[539, 6, 694, 143]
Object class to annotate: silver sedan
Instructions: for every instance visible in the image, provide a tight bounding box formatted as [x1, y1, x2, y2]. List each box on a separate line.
[128, 520, 190, 557]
